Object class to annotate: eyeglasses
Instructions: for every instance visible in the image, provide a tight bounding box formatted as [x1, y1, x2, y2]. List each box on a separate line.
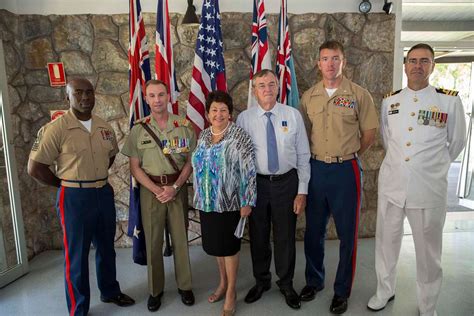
[406, 58, 433, 65]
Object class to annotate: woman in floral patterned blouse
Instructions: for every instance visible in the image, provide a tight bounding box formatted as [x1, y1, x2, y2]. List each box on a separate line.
[192, 91, 257, 316]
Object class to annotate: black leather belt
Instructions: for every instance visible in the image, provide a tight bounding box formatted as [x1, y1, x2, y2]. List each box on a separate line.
[257, 169, 295, 182]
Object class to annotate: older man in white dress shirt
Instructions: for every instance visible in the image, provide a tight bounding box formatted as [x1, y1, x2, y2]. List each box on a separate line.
[237, 69, 311, 310]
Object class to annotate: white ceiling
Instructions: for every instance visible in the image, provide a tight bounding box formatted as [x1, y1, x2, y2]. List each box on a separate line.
[401, 0, 474, 55]
[403, 1, 474, 21]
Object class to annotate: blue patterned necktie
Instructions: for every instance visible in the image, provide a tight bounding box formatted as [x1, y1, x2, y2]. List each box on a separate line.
[265, 112, 279, 174]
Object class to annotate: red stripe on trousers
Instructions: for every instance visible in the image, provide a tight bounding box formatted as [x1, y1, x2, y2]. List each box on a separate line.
[350, 160, 361, 289]
[59, 187, 76, 316]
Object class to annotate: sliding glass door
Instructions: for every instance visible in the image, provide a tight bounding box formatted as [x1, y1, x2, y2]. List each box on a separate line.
[0, 40, 28, 288]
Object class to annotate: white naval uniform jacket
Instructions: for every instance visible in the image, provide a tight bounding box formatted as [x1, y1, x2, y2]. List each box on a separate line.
[378, 85, 466, 209]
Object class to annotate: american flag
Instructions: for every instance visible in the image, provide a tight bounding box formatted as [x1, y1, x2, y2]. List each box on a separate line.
[155, 0, 180, 115]
[276, 0, 299, 107]
[127, 0, 150, 265]
[248, 0, 272, 108]
[187, 0, 227, 135]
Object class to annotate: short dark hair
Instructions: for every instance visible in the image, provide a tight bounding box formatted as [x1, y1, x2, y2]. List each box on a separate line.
[205, 90, 233, 113]
[145, 79, 168, 92]
[407, 43, 435, 60]
[319, 40, 345, 58]
[251, 69, 278, 87]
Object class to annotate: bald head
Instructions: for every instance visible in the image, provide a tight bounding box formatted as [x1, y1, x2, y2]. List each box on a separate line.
[66, 78, 93, 94]
[66, 78, 95, 121]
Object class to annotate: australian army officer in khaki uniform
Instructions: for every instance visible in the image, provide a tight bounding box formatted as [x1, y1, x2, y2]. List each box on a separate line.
[121, 79, 196, 312]
[299, 40, 379, 314]
[27, 78, 135, 316]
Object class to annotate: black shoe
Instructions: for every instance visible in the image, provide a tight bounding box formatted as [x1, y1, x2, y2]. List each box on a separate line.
[244, 284, 271, 303]
[330, 295, 348, 314]
[147, 293, 163, 312]
[100, 292, 135, 307]
[300, 285, 324, 302]
[280, 287, 301, 310]
[178, 289, 195, 306]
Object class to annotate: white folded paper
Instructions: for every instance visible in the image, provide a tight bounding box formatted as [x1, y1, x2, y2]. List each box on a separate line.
[234, 217, 247, 238]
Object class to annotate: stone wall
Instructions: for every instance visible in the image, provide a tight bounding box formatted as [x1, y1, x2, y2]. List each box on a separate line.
[0, 9, 393, 259]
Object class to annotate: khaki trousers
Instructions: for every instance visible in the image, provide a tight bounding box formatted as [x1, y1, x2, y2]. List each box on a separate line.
[140, 187, 192, 296]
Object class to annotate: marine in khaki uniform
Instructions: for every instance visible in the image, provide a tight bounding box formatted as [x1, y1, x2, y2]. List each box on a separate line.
[299, 40, 379, 314]
[27, 78, 135, 316]
[121, 80, 196, 312]
[367, 43, 466, 316]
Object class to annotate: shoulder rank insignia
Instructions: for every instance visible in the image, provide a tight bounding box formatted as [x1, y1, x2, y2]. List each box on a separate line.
[436, 88, 459, 97]
[383, 89, 402, 99]
[173, 118, 190, 128]
[134, 115, 151, 125]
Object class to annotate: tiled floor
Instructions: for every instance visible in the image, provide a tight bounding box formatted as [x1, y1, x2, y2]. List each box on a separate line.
[1, 213, 473, 316]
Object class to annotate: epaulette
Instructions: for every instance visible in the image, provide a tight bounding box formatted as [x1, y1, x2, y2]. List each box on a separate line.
[383, 89, 402, 99]
[134, 115, 151, 125]
[436, 88, 459, 97]
[173, 118, 190, 128]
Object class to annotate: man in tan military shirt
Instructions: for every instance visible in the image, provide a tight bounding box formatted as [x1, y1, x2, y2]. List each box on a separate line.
[121, 79, 196, 312]
[299, 40, 379, 314]
[27, 78, 135, 316]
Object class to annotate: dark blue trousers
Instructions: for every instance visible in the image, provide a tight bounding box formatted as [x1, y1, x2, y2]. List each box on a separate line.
[249, 169, 298, 290]
[56, 184, 121, 316]
[304, 158, 362, 298]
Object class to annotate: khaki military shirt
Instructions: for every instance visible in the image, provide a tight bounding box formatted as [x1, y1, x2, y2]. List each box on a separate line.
[121, 114, 196, 176]
[300, 76, 379, 157]
[29, 110, 119, 181]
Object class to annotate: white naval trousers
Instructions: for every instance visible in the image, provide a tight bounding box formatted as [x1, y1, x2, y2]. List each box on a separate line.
[374, 196, 446, 316]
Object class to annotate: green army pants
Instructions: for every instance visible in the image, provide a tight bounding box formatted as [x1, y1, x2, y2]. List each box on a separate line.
[140, 186, 192, 296]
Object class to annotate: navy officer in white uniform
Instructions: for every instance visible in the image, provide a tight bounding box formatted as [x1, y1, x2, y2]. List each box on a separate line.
[367, 43, 466, 316]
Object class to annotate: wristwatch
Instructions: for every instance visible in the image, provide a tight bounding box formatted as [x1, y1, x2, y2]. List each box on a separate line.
[172, 183, 180, 191]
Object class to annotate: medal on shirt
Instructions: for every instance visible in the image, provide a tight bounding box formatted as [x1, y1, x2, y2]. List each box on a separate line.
[429, 105, 438, 126]
[163, 137, 189, 154]
[429, 112, 436, 126]
[423, 110, 430, 125]
[417, 110, 425, 125]
[440, 113, 448, 128]
[281, 120, 288, 133]
[435, 112, 442, 127]
[162, 139, 171, 154]
[100, 129, 114, 141]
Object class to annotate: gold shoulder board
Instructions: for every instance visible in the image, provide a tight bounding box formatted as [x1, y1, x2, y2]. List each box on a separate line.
[436, 88, 459, 97]
[383, 89, 402, 99]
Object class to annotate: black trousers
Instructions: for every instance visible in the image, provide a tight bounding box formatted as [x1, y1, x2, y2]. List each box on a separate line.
[249, 169, 298, 290]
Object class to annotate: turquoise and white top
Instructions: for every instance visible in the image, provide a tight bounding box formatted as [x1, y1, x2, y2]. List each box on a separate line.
[192, 122, 257, 213]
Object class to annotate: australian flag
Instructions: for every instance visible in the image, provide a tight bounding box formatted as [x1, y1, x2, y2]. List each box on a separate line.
[127, 0, 151, 265]
[276, 0, 299, 107]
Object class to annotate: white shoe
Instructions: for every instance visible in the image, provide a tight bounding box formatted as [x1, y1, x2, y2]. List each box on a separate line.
[367, 294, 395, 312]
[420, 310, 437, 316]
